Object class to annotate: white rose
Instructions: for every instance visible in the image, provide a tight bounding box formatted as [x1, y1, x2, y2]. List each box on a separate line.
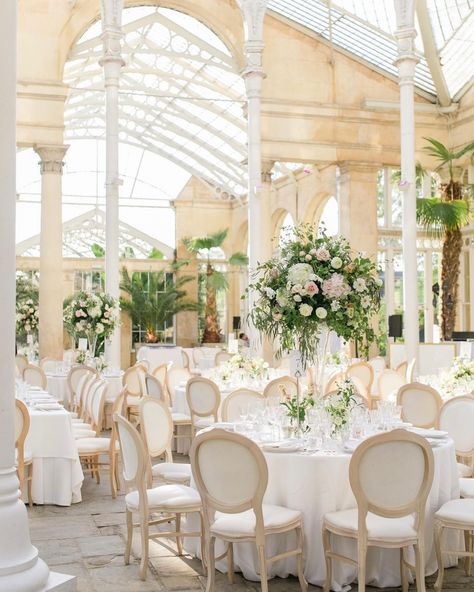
[331, 257, 343, 269]
[96, 323, 104, 334]
[299, 303, 313, 317]
[305, 254, 312, 262]
[375, 278, 383, 287]
[264, 287, 276, 299]
[288, 263, 314, 286]
[293, 294, 302, 302]
[353, 278, 367, 293]
[316, 307, 327, 319]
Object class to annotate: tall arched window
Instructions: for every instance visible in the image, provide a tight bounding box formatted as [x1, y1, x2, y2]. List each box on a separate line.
[319, 196, 339, 236]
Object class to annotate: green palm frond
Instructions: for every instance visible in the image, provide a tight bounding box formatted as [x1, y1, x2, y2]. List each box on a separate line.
[182, 229, 228, 253]
[423, 137, 474, 180]
[391, 163, 427, 187]
[207, 271, 228, 291]
[416, 197, 470, 237]
[228, 251, 249, 266]
[453, 142, 474, 160]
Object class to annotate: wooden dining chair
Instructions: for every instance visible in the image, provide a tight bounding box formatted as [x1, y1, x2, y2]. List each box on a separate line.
[123, 363, 147, 421]
[346, 361, 374, 396]
[186, 376, 221, 437]
[397, 383, 442, 428]
[190, 428, 307, 592]
[67, 364, 99, 411]
[152, 363, 168, 390]
[377, 369, 406, 402]
[181, 350, 191, 369]
[39, 357, 59, 374]
[144, 373, 165, 401]
[263, 376, 297, 400]
[114, 413, 203, 581]
[23, 364, 47, 389]
[215, 351, 233, 366]
[15, 399, 33, 507]
[437, 395, 474, 478]
[406, 358, 417, 382]
[15, 353, 29, 375]
[323, 429, 434, 592]
[166, 366, 192, 405]
[324, 371, 345, 396]
[395, 360, 408, 379]
[221, 388, 265, 422]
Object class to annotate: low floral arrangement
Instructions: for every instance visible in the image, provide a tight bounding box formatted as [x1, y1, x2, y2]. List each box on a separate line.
[16, 299, 39, 336]
[64, 291, 120, 357]
[279, 383, 315, 431]
[212, 354, 270, 383]
[248, 224, 381, 368]
[325, 377, 360, 434]
[441, 357, 474, 397]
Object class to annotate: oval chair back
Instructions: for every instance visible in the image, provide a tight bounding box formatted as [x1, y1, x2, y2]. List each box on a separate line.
[215, 351, 233, 366]
[122, 364, 146, 397]
[186, 377, 221, 430]
[397, 383, 442, 428]
[166, 366, 191, 406]
[144, 373, 164, 401]
[23, 364, 47, 389]
[15, 354, 29, 375]
[263, 376, 297, 400]
[395, 360, 408, 379]
[67, 365, 99, 409]
[222, 389, 264, 422]
[346, 361, 374, 394]
[378, 369, 406, 401]
[40, 357, 59, 374]
[139, 396, 173, 465]
[437, 395, 474, 461]
[152, 363, 168, 390]
[324, 371, 345, 396]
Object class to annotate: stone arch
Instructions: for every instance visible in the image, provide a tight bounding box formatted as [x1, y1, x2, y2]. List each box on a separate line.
[271, 208, 291, 243]
[303, 192, 333, 226]
[59, 0, 245, 77]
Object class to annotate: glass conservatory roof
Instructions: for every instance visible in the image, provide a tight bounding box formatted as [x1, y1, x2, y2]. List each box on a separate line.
[268, 0, 474, 100]
[64, 6, 247, 199]
[16, 208, 174, 259]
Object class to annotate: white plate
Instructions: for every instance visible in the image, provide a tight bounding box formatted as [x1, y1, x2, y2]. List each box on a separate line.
[409, 427, 449, 439]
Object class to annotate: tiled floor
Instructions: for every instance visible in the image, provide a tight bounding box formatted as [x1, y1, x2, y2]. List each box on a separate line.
[28, 456, 473, 592]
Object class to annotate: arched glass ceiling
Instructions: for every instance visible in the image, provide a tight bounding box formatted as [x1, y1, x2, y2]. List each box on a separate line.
[64, 6, 247, 199]
[268, 0, 474, 99]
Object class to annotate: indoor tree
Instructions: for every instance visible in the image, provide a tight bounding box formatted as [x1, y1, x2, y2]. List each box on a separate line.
[120, 263, 198, 344]
[417, 137, 474, 340]
[182, 229, 248, 343]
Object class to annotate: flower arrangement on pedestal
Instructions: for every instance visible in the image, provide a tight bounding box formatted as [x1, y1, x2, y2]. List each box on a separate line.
[440, 357, 474, 397]
[16, 299, 39, 338]
[63, 291, 120, 358]
[248, 224, 381, 375]
[209, 353, 270, 385]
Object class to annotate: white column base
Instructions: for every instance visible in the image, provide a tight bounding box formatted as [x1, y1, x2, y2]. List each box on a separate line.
[44, 572, 76, 591]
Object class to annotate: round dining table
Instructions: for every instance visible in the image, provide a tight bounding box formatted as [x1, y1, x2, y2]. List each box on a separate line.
[184, 435, 459, 590]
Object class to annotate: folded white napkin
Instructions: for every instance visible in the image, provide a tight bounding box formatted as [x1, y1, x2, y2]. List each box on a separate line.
[409, 427, 448, 439]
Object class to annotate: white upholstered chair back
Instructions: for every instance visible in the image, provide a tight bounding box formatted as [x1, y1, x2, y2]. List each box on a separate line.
[215, 351, 232, 366]
[263, 376, 297, 399]
[23, 364, 47, 389]
[406, 358, 416, 382]
[378, 369, 406, 400]
[15, 354, 29, 375]
[144, 374, 164, 400]
[90, 380, 107, 432]
[122, 364, 146, 397]
[114, 413, 146, 491]
[15, 398, 29, 447]
[68, 365, 99, 401]
[139, 396, 173, 461]
[397, 383, 442, 428]
[395, 360, 408, 378]
[186, 377, 220, 418]
[222, 389, 264, 422]
[350, 429, 434, 525]
[40, 357, 58, 374]
[152, 363, 168, 390]
[193, 348, 205, 365]
[191, 428, 268, 515]
[346, 361, 374, 393]
[438, 395, 474, 456]
[324, 371, 345, 395]
[368, 356, 386, 373]
[166, 367, 191, 405]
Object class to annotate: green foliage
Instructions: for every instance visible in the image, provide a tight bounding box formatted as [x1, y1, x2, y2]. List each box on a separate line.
[423, 137, 474, 181]
[122, 246, 135, 259]
[228, 252, 249, 266]
[91, 243, 105, 258]
[182, 229, 228, 255]
[120, 268, 198, 339]
[16, 274, 39, 305]
[416, 197, 470, 236]
[148, 247, 164, 260]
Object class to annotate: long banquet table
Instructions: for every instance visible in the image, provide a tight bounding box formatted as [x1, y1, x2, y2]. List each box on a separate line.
[25, 406, 83, 506]
[185, 436, 459, 590]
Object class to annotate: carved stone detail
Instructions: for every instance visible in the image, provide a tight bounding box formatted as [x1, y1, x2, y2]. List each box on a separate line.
[34, 145, 69, 175]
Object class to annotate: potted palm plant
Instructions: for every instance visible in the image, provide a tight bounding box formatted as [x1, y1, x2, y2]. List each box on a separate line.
[417, 138, 474, 340]
[120, 264, 198, 345]
[182, 229, 248, 343]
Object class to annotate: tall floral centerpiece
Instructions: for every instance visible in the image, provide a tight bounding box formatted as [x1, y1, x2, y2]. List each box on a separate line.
[16, 299, 39, 340]
[248, 224, 381, 401]
[63, 291, 120, 358]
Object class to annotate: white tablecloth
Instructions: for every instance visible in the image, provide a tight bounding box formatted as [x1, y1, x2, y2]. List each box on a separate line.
[46, 373, 123, 406]
[26, 408, 83, 506]
[186, 438, 459, 589]
[138, 346, 184, 371]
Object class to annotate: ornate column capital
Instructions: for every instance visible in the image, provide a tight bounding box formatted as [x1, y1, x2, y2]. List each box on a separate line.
[393, 0, 419, 72]
[238, 0, 269, 88]
[34, 144, 69, 174]
[99, 0, 125, 71]
[237, 0, 269, 42]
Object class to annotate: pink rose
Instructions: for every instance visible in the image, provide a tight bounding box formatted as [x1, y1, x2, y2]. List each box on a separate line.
[305, 281, 319, 296]
[315, 247, 331, 261]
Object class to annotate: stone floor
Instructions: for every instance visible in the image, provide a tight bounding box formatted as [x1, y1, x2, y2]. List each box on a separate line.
[28, 455, 473, 592]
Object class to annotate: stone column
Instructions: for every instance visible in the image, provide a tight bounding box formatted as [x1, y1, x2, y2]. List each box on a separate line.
[237, 0, 269, 356]
[100, 0, 124, 367]
[338, 162, 380, 258]
[394, 0, 419, 362]
[260, 159, 274, 261]
[0, 2, 74, 590]
[35, 145, 68, 360]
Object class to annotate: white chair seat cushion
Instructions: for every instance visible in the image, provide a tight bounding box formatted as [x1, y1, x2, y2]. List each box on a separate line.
[152, 462, 192, 484]
[457, 462, 472, 478]
[194, 417, 214, 429]
[126, 395, 141, 408]
[15, 449, 33, 464]
[460, 478, 474, 499]
[77, 437, 119, 453]
[172, 412, 191, 423]
[125, 484, 201, 512]
[69, 413, 79, 419]
[211, 504, 302, 538]
[324, 508, 417, 542]
[72, 422, 92, 430]
[73, 429, 97, 439]
[435, 498, 474, 525]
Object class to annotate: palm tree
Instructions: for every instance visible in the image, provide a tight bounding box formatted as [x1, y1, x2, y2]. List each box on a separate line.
[120, 266, 198, 344]
[182, 229, 248, 343]
[418, 137, 474, 340]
